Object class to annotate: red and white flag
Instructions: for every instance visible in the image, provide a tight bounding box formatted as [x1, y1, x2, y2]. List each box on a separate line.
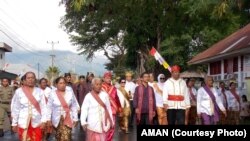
[150, 47, 171, 72]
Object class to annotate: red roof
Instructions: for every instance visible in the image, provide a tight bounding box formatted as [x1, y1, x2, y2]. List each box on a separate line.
[188, 23, 250, 64]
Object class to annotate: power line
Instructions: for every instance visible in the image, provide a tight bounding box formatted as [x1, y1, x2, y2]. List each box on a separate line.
[0, 20, 47, 56]
[0, 29, 46, 56]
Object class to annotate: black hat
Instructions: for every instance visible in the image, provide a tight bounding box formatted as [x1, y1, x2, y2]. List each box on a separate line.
[64, 73, 71, 77]
[79, 75, 85, 79]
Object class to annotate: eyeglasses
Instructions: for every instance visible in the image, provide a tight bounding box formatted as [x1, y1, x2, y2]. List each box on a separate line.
[121, 81, 126, 83]
[160, 78, 165, 80]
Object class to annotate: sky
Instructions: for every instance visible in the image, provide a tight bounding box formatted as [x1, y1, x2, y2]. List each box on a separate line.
[0, 0, 78, 52]
[0, 0, 108, 75]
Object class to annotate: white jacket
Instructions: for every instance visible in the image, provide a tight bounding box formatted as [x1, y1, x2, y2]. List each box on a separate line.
[46, 89, 79, 128]
[11, 87, 47, 128]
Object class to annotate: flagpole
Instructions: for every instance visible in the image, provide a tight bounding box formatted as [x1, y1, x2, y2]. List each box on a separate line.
[149, 47, 172, 73]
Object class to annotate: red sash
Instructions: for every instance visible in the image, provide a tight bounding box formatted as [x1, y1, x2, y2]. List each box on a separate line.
[22, 86, 41, 114]
[102, 84, 121, 114]
[55, 90, 73, 128]
[230, 90, 240, 105]
[168, 95, 184, 101]
[137, 85, 154, 125]
[91, 91, 113, 126]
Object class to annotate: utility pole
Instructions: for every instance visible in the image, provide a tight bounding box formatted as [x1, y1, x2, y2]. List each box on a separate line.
[37, 63, 40, 80]
[47, 41, 59, 83]
[47, 41, 59, 68]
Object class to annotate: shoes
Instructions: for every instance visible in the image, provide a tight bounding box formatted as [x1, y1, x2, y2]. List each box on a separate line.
[0, 129, 4, 137]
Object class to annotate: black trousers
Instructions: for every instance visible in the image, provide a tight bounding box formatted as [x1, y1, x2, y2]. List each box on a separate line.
[138, 114, 150, 125]
[167, 109, 185, 125]
[129, 100, 135, 126]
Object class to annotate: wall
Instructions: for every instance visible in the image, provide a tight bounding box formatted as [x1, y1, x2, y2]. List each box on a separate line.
[0, 50, 5, 69]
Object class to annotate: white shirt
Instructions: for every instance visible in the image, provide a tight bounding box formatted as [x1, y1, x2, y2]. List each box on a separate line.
[163, 78, 190, 109]
[117, 89, 130, 108]
[11, 87, 47, 128]
[217, 88, 228, 109]
[40, 87, 52, 100]
[46, 89, 79, 128]
[197, 87, 225, 116]
[81, 91, 113, 133]
[149, 82, 164, 107]
[125, 81, 136, 100]
[226, 90, 241, 111]
[52, 86, 80, 110]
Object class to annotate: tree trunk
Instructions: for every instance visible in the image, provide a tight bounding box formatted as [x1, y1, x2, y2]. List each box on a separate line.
[136, 51, 146, 75]
[156, 25, 161, 51]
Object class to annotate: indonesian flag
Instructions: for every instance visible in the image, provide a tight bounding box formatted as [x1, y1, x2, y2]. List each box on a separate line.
[150, 47, 171, 72]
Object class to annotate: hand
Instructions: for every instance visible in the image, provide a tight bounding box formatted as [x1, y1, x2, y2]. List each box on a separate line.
[111, 123, 115, 129]
[119, 112, 123, 117]
[73, 121, 78, 127]
[135, 108, 139, 114]
[153, 111, 156, 117]
[118, 108, 122, 113]
[46, 121, 52, 127]
[82, 124, 88, 131]
[40, 122, 46, 130]
[164, 104, 168, 110]
[223, 111, 227, 117]
[12, 126, 18, 133]
[197, 114, 201, 119]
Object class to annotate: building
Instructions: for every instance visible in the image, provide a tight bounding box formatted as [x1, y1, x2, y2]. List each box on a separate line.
[5, 64, 44, 79]
[0, 42, 12, 70]
[188, 23, 250, 97]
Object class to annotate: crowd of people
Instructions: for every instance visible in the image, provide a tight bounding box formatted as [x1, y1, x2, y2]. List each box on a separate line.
[0, 65, 249, 141]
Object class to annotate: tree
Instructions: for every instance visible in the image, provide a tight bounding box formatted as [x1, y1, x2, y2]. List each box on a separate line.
[45, 66, 61, 83]
[60, 0, 250, 75]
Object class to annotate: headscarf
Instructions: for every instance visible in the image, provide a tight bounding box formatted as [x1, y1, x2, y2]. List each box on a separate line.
[157, 74, 165, 90]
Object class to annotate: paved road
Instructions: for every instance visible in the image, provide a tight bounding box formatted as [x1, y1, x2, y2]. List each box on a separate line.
[0, 115, 137, 141]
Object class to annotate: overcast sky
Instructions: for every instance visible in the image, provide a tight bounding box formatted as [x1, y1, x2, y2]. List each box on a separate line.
[0, 0, 77, 52]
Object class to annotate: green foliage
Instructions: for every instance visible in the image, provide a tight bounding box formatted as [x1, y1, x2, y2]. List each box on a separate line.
[61, 0, 250, 75]
[45, 66, 61, 81]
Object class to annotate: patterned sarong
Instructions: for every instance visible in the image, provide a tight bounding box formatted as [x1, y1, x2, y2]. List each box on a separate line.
[55, 116, 72, 141]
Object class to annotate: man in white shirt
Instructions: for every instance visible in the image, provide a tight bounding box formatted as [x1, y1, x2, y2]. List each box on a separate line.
[81, 78, 113, 141]
[11, 72, 47, 141]
[163, 65, 190, 125]
[197, 76, 227, 125]
[124, 71, 136, 127]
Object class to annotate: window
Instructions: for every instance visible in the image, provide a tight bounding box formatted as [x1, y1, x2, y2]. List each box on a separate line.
[224, 59, 228, 73]
[233, 57, 238, 72]
[210, 61, 221, 75]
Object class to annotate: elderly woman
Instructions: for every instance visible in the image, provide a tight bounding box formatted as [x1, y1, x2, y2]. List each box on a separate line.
[46, 77, 79, 141]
